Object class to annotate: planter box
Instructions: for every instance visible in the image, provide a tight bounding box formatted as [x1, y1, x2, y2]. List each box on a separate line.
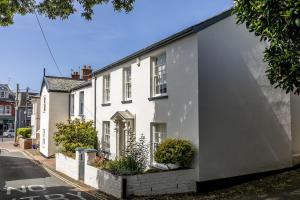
[84, 163, 196, 198]
[19, 138, 32, 149]
[56, 153, 79, 180]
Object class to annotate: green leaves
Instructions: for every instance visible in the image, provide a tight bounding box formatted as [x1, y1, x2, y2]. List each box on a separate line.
[0, 0, 135, 26]
[17, 127, 32, 138]
[233, 0, 300, 94]
[154, 138, 195, 168]
[54, 118, 98, 153]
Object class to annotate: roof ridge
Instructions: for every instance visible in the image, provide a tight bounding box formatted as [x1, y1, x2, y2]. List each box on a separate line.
[45, 75, 86, 81]
[93, 8, 232, 75]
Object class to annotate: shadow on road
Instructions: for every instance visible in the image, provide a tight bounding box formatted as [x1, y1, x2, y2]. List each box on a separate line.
[0, 153, 50, 190]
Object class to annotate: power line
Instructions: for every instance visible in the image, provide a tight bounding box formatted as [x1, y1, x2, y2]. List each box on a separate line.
[34, 11, 63, 76]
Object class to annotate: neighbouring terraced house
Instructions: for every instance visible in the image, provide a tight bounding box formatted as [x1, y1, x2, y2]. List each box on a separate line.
[35, 9, 300, 185]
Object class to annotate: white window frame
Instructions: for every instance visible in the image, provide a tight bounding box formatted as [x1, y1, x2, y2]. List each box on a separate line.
[102, 121, 110, 152]
[27, 108, 32, 117]
[79, 91, 84, 116]
[43, 95, 46, 113]
[123, 67, 132, 101]
[0, 91, 6, 98]
[103, 75, 110, 104]
[150, 123, 167, 164]
[70, 94, 74, 116]
[151, 53, 167, 97]
[0, 106, 4, 115]
[42, 129, 46, 145]
[5, 105, 11, 115]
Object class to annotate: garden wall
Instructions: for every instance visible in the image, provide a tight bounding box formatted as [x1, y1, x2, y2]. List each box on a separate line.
[83, 149, 196, 198]
[126, 169, 196, 196]
[84, 164, 123, 198]
[56, 153, 79, 180]
[84, 163, 196, 198]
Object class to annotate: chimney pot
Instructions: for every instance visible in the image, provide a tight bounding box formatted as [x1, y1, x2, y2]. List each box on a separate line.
[81, 65, 93, 80]
[71, 71, 80, 80]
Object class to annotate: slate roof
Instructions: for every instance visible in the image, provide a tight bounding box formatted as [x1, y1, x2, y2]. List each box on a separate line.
[43, 76, 87, 93]
[70, 80, 92, 91]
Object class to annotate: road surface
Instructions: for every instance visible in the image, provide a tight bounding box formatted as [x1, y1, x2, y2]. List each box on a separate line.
[0, 150, 99, 200]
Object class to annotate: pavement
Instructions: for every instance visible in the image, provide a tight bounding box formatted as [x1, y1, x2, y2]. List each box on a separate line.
[0, 139, 115, 200]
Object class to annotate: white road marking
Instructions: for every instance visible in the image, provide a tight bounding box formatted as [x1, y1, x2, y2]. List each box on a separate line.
[6, 186, 26, 195]
[20, 196, 39, 199]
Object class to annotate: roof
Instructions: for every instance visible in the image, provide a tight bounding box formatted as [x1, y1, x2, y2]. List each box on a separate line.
[70, 80, 92, 92]
[94, 8, 232, 75]
[0, 84, 11, 92]
[43, 76, 87, 93]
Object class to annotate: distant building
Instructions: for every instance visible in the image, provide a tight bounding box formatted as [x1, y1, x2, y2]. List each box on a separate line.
[30, 95, 40, 145]
[0, 84, 15, 134]
[16, 92, 38, 128]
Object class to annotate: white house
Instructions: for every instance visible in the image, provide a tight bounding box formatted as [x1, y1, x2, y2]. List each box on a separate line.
[39, 74, 88, 157]
[82, 9, 300, 183]
[30, 95, 40, 143]
[70, 81, 94, 122]
[41, 9, 300, 185]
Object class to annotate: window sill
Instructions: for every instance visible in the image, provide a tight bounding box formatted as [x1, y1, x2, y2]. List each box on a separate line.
[101, 103, 111, 107]
[148, 95, 168, 101]
[121, 100, 132, 104]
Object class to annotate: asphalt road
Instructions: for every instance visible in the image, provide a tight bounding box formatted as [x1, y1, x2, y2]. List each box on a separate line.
[0, 150, 99, 200]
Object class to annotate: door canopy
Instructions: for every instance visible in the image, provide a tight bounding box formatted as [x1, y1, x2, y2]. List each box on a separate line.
[111, 110, 134, 122]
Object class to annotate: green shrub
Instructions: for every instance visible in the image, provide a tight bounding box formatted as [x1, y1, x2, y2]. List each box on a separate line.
[17, 128, 32, 138]
[104, 134, 149, 175]
[105, 156, 141, 175]
[154, 138, 195, 167]
[53, 119, 97, 153]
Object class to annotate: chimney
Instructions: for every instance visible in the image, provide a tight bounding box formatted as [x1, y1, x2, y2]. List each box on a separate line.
[71, 71, 80, 80]
[81, 65, 92, 80]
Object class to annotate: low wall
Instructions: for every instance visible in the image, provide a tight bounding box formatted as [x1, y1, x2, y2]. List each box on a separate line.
[126, 169, 196, 196]
[84, 162, 196, 198]
[19, 138, 32, 149]
[56, 153, 79, 180]
[84, 164, 123, 198]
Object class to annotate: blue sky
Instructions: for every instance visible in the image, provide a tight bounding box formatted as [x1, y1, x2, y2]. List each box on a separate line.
[0, 0, 232, 92]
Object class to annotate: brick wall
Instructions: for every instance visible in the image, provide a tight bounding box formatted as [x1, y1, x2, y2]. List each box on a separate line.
[126, 169, 196, 196]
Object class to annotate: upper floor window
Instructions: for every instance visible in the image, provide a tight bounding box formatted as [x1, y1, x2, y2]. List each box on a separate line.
[103, 75, 110, 103]
[79, 91, 84, 116]
[0, 106, 4, 115]
[0, 91, 6, 98]
[5, 106, 11, 115]
[151, 123, 167, 163]
[43, 96, 46, 112]
[123, 67, 132, 101]
[27, 108, 32, 117]
[70, 94, 74, 116]
[152, 53, 167, 96]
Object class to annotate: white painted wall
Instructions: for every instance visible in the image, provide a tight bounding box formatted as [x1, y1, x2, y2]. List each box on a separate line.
[197, 15, 293, 181]
[94, 34, 199, 173]
[31, 98, 40, 139]
[39, 86, 69, 157]
[48, 92, 69, 156]
[39, 86, 50, 156]
[291, 94, 300, 164]
[56, 153, 80, 180]
[70, 85, 94, 122]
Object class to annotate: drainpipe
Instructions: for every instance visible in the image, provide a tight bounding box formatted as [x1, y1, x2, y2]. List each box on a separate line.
[94, 77, 97, 129]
